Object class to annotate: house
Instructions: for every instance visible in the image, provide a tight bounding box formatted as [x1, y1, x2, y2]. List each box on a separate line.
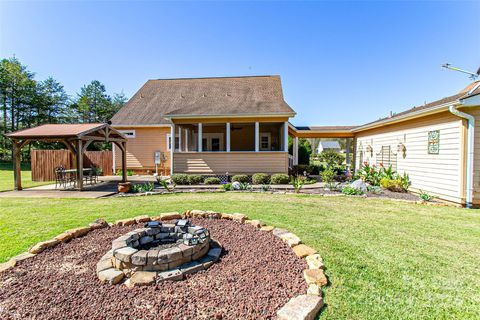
[111, 76, 296, 177]
[111, 76, 480, 207]
[317, 141, 341, 153]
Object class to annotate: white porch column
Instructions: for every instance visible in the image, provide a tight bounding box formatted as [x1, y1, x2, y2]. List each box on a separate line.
[198, 123, 203, 152]
[178, 126, 182, 152]
[255, 122, 259, 152]
[170, 124, 175, 175]
[293, 136, 299, 165]
[226, 122, 231, 152]
[283, 122, 289, 152]
[346, 138, 351, 171]
[185, 128, 189, 152]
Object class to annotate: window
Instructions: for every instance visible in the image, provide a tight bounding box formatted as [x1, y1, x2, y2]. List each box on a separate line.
[166, 134, 179, 151]
[260, 133, 271, 151]
[428, 130, 440, 154]
[119, 130, 135, 138]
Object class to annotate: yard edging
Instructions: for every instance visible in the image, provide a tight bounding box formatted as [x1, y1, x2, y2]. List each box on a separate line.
[0, 209, 327, 320]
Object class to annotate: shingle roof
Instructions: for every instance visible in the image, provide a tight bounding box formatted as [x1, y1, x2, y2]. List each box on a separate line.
[356, 81, 480, 130]
[111, 75, 295, 125]
[294, 125, 358, 131]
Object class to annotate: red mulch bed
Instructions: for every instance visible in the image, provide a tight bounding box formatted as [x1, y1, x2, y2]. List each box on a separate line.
[0, 218, 307, 319]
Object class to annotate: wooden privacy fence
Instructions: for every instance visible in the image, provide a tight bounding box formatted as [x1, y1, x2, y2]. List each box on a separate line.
[31, 149, 113, 181]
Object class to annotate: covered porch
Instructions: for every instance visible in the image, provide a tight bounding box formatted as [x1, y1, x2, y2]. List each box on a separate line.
[288, 125, 357, 171]
[169, 117, 290, 175]
[5, 123, 128, 191]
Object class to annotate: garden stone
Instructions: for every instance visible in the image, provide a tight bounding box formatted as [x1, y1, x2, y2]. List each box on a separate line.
[292, 244, 317, 258]
[54, 231, 74, 243]
[115, 218, 136, 226]
[277, 295, 323, 320]
[350, 179, 367, 192]
[207, 247, 222, 261]
[280, 232, 302, 247]
[160, 212, 182, 220]
[303, 269, 328, 286]
[134, 215, 151, 223]
[131, 250, 148, 265]
[260, 226, 275, 232]
[0, 259, 16, 274]
[179, 261, 204, 275]
[220, 213, 233, 220]
[158, 268, 183, 281]
[29, 239, 60, 254]
[114, 247, 138, 263]
[245, 220, 265, 228]
[139, 236, 154, 245]
[69, 226, 91, 238]
[96, 259, 114, 273]
[89, 219, 108, 230]
[232, 181, 241, 190]
[231, 213, 247, 223]
[307, 284, 321, 296]
[98, 268, 125, 285]
[305, 254, 324, 269]
[272, 228, 289, 237]
[10, 252, 36, 263]
[124, 271, 156, 288]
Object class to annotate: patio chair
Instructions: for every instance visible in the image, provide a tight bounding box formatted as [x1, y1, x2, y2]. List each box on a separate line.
[54, 166, 67, 189]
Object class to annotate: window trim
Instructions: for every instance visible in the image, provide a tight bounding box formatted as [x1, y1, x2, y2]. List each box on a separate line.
[119, 130, 136, 138]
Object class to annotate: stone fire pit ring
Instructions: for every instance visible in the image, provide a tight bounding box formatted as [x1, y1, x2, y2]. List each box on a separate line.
[97, 219, 222, 287]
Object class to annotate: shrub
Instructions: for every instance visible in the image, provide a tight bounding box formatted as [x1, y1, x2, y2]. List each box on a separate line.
[271, 173, 290, 184]
[342, 186, 365, 195]
[367, 185, 383, 194]
[260, 185, 271, 192]
[380, 178, 405, 192]
[320, 150, 343, 168]
[157, 177, 174, 192]
[204, 177, 221, 185]
[117, 169, 134, 177]
[130, 182, 154, 193]
[238, 182, 252, 191]
[252, 173, 270, 185]
[321, 167, 336, 184]
[171, 173, 189, 185]
[232, 174, 249, 183]
[187, 174, 204, 185]
[222, 183, 233, 191]
[419, 190, 433, 202]
[291, 175, 305, 193]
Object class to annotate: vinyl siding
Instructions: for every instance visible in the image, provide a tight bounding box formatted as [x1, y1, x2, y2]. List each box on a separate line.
[173, 152, 288, 174]
[355, 112, 464, 204]
[114, 127, 171, 172]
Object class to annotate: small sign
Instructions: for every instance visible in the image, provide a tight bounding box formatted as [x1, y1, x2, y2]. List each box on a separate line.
[154, 151, 161, 165]
[428, 130, 440, 154]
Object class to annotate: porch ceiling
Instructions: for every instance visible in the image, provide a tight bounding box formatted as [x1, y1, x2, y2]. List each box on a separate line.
[289, 125, 357, 138]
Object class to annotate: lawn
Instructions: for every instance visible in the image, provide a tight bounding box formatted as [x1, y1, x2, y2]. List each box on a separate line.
[1, 193, 479, 319]
[0, 161, 52, 191]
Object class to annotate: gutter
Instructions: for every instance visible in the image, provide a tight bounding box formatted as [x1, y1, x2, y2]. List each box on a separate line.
[448, 105, 474, 208]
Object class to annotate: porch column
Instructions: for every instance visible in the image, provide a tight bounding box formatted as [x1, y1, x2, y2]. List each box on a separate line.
[293, 136, 299, 165]
[198, 123, 203, 152]
[346, 138, 351, 171]
[255, 122, 259, 152]
[185, 128, 189, 152]
[283, 122, 289, 152]
[121, 142, 127, 183]
[178, 126, 182, 152]
[226, 123, 231, 152]
[170, 124, 175, 175]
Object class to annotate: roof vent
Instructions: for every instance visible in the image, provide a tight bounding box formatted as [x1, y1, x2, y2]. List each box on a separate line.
[226, 93, 231, 97]
[202, 93, 207, 97]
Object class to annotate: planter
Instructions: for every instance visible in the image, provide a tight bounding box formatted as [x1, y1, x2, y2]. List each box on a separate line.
[118, 182, 132, 193]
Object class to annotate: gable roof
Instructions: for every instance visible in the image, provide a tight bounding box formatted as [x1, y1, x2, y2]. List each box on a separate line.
[6, 123, 106, 138]
[111, 75, 295, 125]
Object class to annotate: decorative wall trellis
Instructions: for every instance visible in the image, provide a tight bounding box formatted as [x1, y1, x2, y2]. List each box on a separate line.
[376, 145, 397, 171]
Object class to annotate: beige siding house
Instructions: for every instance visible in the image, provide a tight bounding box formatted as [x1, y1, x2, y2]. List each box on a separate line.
[111, 75, 480, 206]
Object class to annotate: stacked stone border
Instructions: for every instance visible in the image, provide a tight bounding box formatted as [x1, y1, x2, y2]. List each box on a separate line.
[0, 210, 327, 320]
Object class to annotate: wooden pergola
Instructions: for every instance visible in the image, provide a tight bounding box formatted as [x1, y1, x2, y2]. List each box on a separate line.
[5, 123, 127, 191]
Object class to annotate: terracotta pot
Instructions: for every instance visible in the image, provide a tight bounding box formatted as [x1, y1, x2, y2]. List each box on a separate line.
[118, 182, 132, 193]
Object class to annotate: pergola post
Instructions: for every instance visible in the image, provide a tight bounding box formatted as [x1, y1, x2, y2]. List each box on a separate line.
[293, 136, 299, 165]
[12, 140, 22, 191]
[346, 138, 351, 172]
[75, 139, 84, 190]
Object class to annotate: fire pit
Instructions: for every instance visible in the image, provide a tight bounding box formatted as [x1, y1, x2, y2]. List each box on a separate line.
[97, 219, 222, 286]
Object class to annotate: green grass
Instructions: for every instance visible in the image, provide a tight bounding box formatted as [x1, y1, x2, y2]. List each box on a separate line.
[0, 161, 52, 191]
[1, 193, 479, 319]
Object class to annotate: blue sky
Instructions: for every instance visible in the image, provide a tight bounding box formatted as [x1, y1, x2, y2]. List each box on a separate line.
[1, 1, 479, 126]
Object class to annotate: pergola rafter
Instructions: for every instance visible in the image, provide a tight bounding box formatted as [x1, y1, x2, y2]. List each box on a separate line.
[5, 123, 128, 191]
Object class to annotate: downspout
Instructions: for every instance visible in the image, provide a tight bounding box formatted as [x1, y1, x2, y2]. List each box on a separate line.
[448, 105, 474, 208]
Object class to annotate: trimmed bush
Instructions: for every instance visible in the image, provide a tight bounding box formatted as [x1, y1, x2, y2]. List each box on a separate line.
[252, 173, 270, 185]
[187, 174, 204, 185]
[171, 173, 189, 185]
[232, 174, 249, 183]
[380, 178, 405, 192]
[204, 177, 221, 185]
[271, 173, 290, 184]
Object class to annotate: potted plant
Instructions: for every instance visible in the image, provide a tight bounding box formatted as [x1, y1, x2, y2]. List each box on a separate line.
[118, 182, 132, 193]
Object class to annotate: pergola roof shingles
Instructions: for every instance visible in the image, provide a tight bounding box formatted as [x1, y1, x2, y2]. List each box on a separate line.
[5, 123, 128, 191]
